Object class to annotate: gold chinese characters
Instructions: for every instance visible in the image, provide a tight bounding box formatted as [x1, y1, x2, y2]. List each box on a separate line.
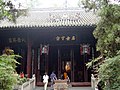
[56, 36, 76, 41]
[8, 37, 26, 43]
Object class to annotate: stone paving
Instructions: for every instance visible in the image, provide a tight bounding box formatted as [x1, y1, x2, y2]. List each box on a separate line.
[34, 86, 92, 90]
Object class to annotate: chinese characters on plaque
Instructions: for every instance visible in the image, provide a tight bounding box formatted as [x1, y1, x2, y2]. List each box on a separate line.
[8, 37, 26, 43]
[56, 36, 76, 41]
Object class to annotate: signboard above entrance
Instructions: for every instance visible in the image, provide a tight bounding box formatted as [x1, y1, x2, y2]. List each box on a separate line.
[8, 37, 26, 43]
[55, 35, 76, 41]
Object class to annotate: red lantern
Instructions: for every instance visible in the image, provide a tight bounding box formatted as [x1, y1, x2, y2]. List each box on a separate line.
[40, 44, 49, 55]
[80, 44, 90, 55]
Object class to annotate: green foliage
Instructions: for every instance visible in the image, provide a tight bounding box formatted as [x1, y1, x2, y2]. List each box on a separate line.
[99, 54, 120, 90]
[0, 0, 9, 19]
[0, 0, 27, 23]
[17, 77, 28, 85]
[81, 0, 120, 89]
[81, 1, 120, 57]
[94, 4, 120, 57]
[81, 0, 109, 12]
[0, 54, 20, 90]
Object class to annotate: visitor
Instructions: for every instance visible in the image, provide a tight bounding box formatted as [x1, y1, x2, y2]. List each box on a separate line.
[43, 72, 49, 90]
[63, 71, 67, 79]
[20, 71, 24, 78]
[50, 71, 57, 88]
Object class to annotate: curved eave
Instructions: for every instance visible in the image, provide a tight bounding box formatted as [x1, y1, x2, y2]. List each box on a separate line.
[0, 23, 97, 29]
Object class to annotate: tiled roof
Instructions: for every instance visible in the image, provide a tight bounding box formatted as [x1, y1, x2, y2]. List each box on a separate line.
[0, 8, 98, 28]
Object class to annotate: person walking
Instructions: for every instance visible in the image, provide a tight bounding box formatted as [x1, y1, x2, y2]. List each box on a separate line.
[50, 71, 57, 88]
[43, 72, 49, 90]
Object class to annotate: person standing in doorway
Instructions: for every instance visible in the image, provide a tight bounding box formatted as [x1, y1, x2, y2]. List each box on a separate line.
[43, 72, 49, 90]
[63, 71, 67, 79]
[50, 71, 57, 88]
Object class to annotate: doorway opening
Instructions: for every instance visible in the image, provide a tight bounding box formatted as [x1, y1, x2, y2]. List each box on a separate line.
[37, 44, 91, 83]
[48, 44, 84, 82]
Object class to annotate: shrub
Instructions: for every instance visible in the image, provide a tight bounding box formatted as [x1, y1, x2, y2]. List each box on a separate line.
[99, 54, 120, 90]
[0, 49, 20, 90]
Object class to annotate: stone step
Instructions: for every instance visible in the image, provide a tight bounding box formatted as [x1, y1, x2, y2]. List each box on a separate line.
[34, 86, 92, 90]
[36, 82, 91, 87]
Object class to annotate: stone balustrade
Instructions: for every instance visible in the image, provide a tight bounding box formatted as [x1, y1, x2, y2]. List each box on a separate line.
[14, 75, 35, 90]
[91, 74, 98, 90]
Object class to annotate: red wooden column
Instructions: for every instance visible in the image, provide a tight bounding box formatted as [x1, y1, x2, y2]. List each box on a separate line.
[27, 36, 32, 78]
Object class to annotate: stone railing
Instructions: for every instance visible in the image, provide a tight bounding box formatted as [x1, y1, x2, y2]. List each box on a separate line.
[14, 75, 35, 90]
[91, 74, 98, 90]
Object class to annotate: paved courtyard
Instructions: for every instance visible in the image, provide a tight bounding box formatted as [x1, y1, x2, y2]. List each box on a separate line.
[34, 86, 92, 90]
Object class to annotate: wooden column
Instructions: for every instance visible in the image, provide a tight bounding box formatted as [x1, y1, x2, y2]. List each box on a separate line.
[71, 49, 75, 82]
[27, 35, 32, 78]
[58, 49, 61, 78]
[45, 54, 48, 74]
[34, 48, 38, 85]
[83, 54, 88, 81]
[21, 49, 25, 72]
[70, 49, 73, 82]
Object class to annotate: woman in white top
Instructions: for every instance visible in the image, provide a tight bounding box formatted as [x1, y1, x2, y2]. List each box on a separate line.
[43, 72, 49, 90]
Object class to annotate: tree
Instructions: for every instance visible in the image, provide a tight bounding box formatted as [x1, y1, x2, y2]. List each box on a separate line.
[81, 0, 120, 89]
[93, 4, 120, 57]
[99, 53, 120, 90]
[0, 0, 27, 23]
